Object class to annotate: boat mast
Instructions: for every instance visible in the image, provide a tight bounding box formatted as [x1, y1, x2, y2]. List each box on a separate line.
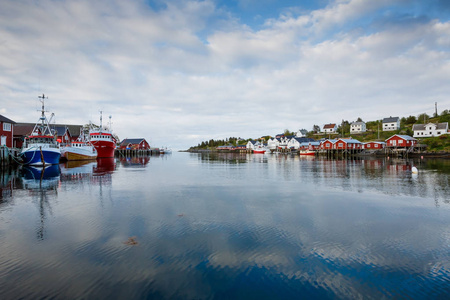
[99, 110, 103, 132]
[32, 93, 52, 135]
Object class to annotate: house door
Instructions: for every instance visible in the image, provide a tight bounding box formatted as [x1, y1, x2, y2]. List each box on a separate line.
[1, 136, 6, 146]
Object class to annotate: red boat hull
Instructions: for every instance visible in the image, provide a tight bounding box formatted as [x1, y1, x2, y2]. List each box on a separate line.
[91, 140, 116, 158]
[299, 151, 315, 156]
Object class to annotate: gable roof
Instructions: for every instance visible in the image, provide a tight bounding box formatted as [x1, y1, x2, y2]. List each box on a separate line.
[0, 115, 16, 124]
[337, 138, 362, 144]
[351, 121, 365, 126]
[364, 141, 386, 145]
[321, 139, 337, 144]
[382, 116, 399, 123]
[13, 124, 34, 136]
[412, 122, 448, 131]
[387, 134, 417, 141]
[293, 137, 315, 143]
[120, 138, 146, 145]
[323, 123, 336, 129]
[13, 122, 83, 137]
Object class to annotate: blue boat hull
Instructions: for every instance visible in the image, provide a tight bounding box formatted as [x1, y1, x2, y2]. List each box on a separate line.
[21, 149, 61, 165]
[22, 165, 61, 180]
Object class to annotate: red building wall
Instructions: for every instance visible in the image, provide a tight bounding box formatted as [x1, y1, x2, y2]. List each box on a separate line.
[0, 121, 14, 148]
[386, 135, 417, 147]
[321, 140, 334, 150]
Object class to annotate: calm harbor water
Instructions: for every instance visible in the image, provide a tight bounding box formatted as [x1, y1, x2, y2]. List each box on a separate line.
[0, 153, 449, 299]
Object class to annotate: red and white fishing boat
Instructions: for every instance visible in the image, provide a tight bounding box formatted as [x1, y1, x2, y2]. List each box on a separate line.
[299, 149, 315, 156]
[253, 145, 269, 154]
[89, 112, 116, 158]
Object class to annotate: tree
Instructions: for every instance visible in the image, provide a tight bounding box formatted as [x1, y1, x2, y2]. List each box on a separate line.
[417, 113, 430, 124]
[283, 129, 293, 136]
[313, 125, 320, 133]
[439, 109, 450, 123]
[337, 120, 350, 136]
[405, 115, 417, 125]
[356, 117, 363, 122]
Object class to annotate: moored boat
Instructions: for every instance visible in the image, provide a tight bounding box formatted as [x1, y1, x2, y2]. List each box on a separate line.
[160, 147, 172, 154]
[61, 128, 97, 161]
[253, 145, 269, 154]
[89, 112, 116, 158]
[20, 94, 61, 166]
[299, 149, 316, 156]
[61, 141, 97, 161]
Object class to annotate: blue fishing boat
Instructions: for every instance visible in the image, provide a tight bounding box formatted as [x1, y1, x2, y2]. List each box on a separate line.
[20, 94, 61, 166]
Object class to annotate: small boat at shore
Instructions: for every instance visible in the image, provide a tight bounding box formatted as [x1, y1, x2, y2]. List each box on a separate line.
[20, 94, 61, 166]
[253, 145, 269, 154]
[299, 149, 316, 156]
[160, 147, 172, 154]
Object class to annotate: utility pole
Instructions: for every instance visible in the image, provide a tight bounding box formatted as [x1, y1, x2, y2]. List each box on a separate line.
[435, 102, 438, 118]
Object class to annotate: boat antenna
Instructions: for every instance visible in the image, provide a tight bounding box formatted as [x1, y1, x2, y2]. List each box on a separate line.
[35, 93, 52, 135]
[38, 94, 48, 125]
[109, 115, 112, 131]
[99, 110, 103, 131]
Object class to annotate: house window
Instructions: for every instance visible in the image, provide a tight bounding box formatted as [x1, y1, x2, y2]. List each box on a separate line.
[392, 140, 396, 146]
[399, 140, 403, 144]
[437, 131, 441, 135]
[3, 123, 11, 131]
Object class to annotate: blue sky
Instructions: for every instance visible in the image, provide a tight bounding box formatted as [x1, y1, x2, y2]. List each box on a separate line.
[1, 0, 449, 150]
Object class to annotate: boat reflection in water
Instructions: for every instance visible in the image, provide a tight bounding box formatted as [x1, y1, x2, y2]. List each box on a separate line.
[94, 158, 116, 175]
[21, 165, 60, 190]
[20, 165, 61, 240]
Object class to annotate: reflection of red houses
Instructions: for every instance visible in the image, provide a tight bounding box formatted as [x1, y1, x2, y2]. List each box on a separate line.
[385, 135, 417, 148]
[119, 138, 151, 150]
[0, 115, 15, 148]
[119, 156, 150, 167]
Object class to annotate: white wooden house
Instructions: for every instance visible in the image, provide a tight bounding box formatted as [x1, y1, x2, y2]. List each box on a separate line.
[412, 122, 448, 137]
[382, 117, 400, 131]
[246, 140, 261, 150]
[267, 137, 280, 150]
[350, 121, 366, 133]
[323, 123, 337, 133]
[296, 129, 308, 138]
[287, 137, 315, 150]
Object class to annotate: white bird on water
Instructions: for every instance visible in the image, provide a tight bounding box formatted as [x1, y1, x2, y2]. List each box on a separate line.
[412, 166, 418, 174]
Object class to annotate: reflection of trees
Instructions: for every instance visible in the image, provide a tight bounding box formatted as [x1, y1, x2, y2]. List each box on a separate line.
[198, 152, 249, 164]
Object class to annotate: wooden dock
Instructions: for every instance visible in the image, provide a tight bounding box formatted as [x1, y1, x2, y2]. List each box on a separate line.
[115, 148, 161, 157]
[0, 146, 16, 167]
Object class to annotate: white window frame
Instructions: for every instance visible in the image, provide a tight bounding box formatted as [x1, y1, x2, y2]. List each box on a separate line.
[3, 123, 11, 131]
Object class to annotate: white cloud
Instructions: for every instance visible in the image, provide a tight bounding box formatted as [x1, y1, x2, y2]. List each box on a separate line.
[0, 0, 449, 150]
